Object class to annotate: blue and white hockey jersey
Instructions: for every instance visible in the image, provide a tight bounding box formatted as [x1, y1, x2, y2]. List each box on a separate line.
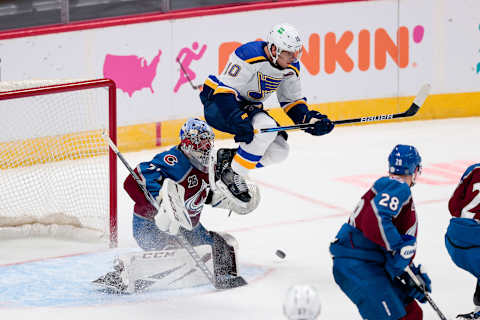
[201, 41, 309, 123]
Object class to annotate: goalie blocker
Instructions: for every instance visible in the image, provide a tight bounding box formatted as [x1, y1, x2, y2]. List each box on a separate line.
[93, 231, 244, 293]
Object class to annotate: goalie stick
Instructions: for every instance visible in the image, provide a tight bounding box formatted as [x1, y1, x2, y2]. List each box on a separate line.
[405, 266, 448, 320]
[255, 83, 431, 134]
[102, 133, 246, 290]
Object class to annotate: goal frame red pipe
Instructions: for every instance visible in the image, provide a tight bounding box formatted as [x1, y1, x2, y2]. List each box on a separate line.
[0, 78, 118, 247]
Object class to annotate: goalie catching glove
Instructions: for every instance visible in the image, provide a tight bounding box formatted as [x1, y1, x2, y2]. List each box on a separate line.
[207, 182, 260, 215]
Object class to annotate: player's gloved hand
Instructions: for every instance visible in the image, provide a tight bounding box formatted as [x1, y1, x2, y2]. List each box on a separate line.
[229, 109, 254, 143]
[401, 264, 432, 303]
[385, 234, 417, 279]
[303, 110, 334, 136]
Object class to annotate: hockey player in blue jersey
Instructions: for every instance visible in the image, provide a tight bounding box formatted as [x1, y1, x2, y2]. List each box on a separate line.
[94, 118, 259, 292]
[445, 163, 480, 319]
[329, 144, 431, 320]
[200, 23, 334, 204]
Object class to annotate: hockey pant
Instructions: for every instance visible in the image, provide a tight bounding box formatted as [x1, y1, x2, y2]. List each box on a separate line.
[332, 257, 422, 320]
[445, 217, 480, 278]
[132, 214, 213, 251]
[203, 98, 288, 177]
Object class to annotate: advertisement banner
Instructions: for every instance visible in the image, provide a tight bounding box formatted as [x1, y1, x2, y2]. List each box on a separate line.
[0, 0, 479, 149]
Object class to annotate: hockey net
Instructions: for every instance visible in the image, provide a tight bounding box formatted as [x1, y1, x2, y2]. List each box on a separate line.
[0, 79, 117, 247]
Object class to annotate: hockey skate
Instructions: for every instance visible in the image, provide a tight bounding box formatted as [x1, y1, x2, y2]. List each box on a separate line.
[215, 148, 251, 204]
[457, 311, 480, 319]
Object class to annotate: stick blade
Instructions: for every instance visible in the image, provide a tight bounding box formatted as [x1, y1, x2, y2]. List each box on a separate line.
[413, 83, 431, 108]
[403, 83, 431, 117]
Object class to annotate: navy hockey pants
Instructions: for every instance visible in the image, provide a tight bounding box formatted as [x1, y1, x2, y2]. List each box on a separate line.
[332, 257, 412, 319]
[445, 217, 480, 278]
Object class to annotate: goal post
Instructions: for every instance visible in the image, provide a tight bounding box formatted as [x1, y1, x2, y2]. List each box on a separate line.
[0, 79, 117, 247]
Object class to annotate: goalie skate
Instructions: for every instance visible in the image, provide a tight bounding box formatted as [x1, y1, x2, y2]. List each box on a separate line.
[92, 271, 128, 294]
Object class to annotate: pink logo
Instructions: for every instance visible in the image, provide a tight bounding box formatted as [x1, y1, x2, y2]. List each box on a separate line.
[174, 42, 207, 93]
[103, 50, 162, 97]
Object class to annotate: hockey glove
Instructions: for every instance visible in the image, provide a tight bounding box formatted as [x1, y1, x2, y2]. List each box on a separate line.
[303, 110, 334, 136]
[401, 264, 432, 303]
[385, 234, 417, 279]
[228, 109, 254, 144]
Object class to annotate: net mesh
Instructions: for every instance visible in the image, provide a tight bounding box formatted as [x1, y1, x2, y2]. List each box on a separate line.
[0, 79, 114, 243]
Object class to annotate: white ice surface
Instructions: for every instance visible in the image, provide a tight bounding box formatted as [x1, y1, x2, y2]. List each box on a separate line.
[1, 117, 479, 319]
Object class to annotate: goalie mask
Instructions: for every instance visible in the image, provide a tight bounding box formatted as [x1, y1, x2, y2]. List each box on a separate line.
[179, 118, 215, 173]
[267, 23, 303, 65]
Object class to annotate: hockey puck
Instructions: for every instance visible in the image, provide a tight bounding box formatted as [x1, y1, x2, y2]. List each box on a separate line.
[275, 249, 286, 259]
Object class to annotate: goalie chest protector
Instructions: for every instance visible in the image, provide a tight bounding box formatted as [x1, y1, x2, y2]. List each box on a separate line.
[126, 146, 210, 227]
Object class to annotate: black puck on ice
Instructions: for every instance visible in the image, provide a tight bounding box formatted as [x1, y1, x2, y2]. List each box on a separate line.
[275, 249, 286, 259]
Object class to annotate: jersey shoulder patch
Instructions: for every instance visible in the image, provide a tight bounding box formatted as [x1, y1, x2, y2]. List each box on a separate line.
[235, 41, 268, 64]
[151, 146, 192, 181]
[373, 176, 411, 205]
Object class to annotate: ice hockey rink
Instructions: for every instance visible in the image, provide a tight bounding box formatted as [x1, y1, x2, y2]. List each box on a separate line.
[1, 117, 479, 320]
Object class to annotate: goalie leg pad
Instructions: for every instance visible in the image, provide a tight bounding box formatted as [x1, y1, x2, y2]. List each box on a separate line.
[94, 246, 215, 293]
[210, 231, 247, 289]
[211, 231, 239, 278]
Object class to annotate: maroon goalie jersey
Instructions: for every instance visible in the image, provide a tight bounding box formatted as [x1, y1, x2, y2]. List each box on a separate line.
[124, 146, 210, 227]
[449, 164, 480, 219]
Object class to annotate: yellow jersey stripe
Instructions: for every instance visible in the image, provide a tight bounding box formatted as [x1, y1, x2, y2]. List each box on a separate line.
[288, 65, 300, 77]
[204, 78, 218, 90]
[245, 56, 267, 64]
[213, 86, 238, 96]
[283, 100, 306, 113]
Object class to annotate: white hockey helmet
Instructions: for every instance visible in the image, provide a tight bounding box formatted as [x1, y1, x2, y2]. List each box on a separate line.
[283, 285, 322, 320]
[267, 23, 303, 65]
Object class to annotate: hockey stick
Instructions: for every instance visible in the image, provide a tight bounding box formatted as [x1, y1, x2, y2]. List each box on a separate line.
[102, 133, 245, 289]
[176, 58, 202, 90]
[405, 266, 448, 320]
[255, 83, 431, 134]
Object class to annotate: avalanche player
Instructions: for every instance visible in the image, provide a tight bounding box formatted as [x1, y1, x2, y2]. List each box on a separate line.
[200, 23, 334, 204]
[445, 164, 480, 319]
[329, 144, 431, 320]
[94, 118, 259, 293]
